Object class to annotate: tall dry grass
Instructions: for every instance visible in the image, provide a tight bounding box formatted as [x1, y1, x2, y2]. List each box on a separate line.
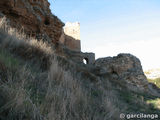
[0, 17, 52, 53]
[0, 17, 54, 70]
[0, 16, 121, 120]
[0, 55, 120, 120]
[39, 57, 120, 120]
[1, 15, 159, 120]
[0, 66, 44, 120]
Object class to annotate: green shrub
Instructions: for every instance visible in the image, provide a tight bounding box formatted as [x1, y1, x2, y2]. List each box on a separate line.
[148, 78, 160, 88]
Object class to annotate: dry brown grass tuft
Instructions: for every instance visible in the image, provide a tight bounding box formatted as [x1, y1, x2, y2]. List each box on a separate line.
[2, 16, 158, 120]
[0, 66, 44, 120]
[39, 57, 120, 120]
[0, 55, 121, 120]
[0, 17, 53, 70]
[0, 18, 121, 119]
[0, 17, 52, 53]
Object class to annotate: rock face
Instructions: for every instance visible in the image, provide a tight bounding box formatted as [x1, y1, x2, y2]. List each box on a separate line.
[95, 54, 149, 92]
[0, 0, 93, 65]
[0, 0, 64, 43]
[1, 0, 156, 95]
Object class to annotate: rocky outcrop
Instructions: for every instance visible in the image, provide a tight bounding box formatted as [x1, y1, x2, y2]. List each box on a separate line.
[1, 0, 158, 97]
[95, 54, 149, 92]
[0, 0, 64, 43]
[0, 0, 82, 52]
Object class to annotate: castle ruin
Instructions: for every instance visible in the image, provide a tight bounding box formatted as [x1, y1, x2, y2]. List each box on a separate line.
[59, 22, 81, 52]
[59, 22, 95, 64]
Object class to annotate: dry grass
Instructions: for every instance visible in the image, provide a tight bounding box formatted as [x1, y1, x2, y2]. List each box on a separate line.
[42, 57, 120, 120]
[0, 17, 52, 54]
[0, 17, 53, 70]
[0, 66, 44, 120]
[0, 56, 120, 120]
[0, 19, 120, 119]
[1, 16, 160, 120]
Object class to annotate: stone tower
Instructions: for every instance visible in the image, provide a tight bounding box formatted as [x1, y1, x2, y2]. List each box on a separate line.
[60, 22, 81, 51]
[64, 22, 80, 40]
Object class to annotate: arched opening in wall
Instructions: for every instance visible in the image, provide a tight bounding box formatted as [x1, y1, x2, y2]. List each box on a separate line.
[83, 58, 89, 64]
[44, 18, 50, 25]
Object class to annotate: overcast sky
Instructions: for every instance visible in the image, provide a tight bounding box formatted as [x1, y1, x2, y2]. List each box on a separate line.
[48, 0, 160, 70]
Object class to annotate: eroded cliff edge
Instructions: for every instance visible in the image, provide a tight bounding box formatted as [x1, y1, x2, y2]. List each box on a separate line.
[0, 0, 64, 43]
[0, 0, 160, 119]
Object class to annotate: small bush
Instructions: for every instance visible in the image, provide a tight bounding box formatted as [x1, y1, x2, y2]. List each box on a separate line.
[148, 78, 160, 88]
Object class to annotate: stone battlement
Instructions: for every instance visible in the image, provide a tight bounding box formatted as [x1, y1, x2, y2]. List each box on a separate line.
[64, 22, 80, 40]
[60, 22, 81, 52]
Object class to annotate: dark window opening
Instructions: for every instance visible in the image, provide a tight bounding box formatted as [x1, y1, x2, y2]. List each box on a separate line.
[111, 69, 118, 76]
[44, 18, 50, 25]
[83, 58, 89, 64]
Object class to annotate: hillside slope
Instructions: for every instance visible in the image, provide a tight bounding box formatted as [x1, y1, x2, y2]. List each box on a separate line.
[0, 22, 160, 120]
[0, 0, 160, 119]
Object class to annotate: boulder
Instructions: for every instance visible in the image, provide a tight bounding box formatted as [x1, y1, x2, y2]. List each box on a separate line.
[95, 53, 149, 92]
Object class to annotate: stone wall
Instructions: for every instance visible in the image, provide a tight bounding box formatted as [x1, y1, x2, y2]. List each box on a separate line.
[83, 52, 95, 64]
[64, 22, 80, 40]
[60, 22, 81, 51]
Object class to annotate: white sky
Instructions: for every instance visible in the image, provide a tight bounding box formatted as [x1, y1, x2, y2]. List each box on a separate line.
[91, 40, 160, 70]
[49, 0, 160, 70]
[81, 13, 160, 70]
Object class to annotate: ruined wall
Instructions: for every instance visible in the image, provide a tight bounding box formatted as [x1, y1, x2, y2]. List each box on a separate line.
[83, 52, 95, 64]
[0, 0, 64, 43]
[64, 22, 80, 40]
[58, 22, 95, 64]
[0, 0, 93, 64]
[60, 22, 81, 51]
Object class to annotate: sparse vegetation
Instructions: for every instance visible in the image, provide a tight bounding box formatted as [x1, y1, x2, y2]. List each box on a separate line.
[146, 77, 160, 111]
[0, 17, 160, 120]
[0, 21, 120, 119]
[148, 78, 160, 88]
[0, 48, 20, 68]
[147, 98, 160, 110]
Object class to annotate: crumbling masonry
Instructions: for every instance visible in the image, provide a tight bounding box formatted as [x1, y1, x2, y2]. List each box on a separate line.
[60, 22, 95, 64]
